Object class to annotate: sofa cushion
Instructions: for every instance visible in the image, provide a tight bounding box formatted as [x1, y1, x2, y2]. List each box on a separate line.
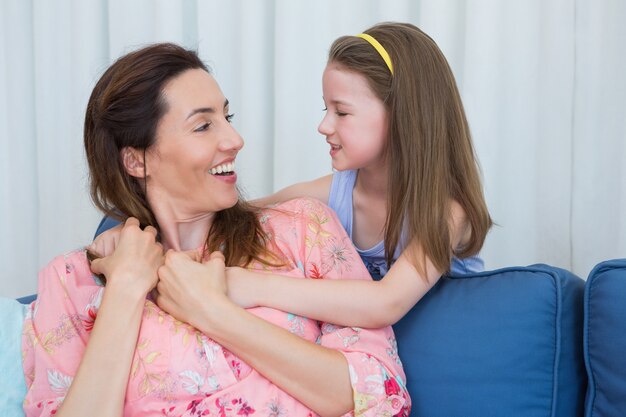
[394, 264, 586, 417]
[0, 297, 27, 417]
[584, 259, 626, 417]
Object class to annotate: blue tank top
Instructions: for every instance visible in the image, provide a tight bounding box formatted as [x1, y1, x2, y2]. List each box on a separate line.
[327, 170, 484, 280]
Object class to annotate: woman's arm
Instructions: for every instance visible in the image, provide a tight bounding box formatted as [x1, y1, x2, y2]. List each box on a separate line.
[23, 219, 163, 417]
[201, 295, 356, 416]
[193, 288, 407, 416]
[56, 281, 147, 417]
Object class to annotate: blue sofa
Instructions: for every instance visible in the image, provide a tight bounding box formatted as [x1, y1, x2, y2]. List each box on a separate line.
[6, 218, 625, 417]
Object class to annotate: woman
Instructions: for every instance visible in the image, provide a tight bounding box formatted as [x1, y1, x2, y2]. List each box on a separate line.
[21, 43, 408, 417]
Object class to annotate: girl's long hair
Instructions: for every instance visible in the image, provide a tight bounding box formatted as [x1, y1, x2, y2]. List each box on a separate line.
[329, 23, 492, 275]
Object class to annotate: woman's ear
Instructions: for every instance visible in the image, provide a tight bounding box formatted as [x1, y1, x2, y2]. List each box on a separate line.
[121, 147, 146, 178]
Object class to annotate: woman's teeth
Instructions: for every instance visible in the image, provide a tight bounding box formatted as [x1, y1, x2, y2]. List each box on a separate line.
[210, 162, 235, 175]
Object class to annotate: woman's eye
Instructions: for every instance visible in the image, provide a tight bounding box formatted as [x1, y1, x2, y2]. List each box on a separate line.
[225, 113, 235, 123]
[194, 123, 210, 132]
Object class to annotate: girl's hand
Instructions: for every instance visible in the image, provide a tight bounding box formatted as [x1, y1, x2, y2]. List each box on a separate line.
[155, 250, 228, 328]
[89, 224, 123, 257]
[90, 218, 164, 298]
[226, 266, 260, 308]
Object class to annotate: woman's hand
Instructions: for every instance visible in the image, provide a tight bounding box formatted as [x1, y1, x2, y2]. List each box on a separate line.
[90, 217, 164, 298]
[155, 250, 229, 329]
[89, 223, 123, 257]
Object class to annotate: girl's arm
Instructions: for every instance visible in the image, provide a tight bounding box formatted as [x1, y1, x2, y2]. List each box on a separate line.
[227, 201, 470, 328]
[228, 246, 440, 328]
[251, 174, 332, 207]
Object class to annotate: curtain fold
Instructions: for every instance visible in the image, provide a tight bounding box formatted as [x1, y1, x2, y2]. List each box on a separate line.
[1, 0, 624, 297]
[572, 0, 626, 275]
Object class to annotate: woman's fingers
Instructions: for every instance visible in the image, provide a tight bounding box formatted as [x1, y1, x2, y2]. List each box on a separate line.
[143, 225, 158, 238]
[181, 249, 202, 263]
[89, 218, 164, 294]
[124, 217, 140, 228]
[207, 251, 225, 264]
[90, 257, 104, 274]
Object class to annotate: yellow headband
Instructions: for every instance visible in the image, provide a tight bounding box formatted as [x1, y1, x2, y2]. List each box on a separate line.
[356, 33, 394, 75]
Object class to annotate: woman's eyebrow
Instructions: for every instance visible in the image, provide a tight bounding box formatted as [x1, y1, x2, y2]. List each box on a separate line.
[186, 107, 215, 119]
[186, 99, 229, 120]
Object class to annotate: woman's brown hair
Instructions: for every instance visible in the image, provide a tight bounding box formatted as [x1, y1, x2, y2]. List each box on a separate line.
[328, 22, 492, 275]
[84, 43, 274, 268]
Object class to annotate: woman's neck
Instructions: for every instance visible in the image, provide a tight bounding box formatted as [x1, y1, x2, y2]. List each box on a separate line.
[150, 199, 214, 251]
[158, 213, 214, 252]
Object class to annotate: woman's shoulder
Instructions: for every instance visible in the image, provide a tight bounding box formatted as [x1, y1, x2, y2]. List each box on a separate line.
[260, 197, 337, 224]
[38, 249, 99, 293]
[257, 197, 347, 244]
[40, 249, 89, 276]
[27, 249, 103, 348]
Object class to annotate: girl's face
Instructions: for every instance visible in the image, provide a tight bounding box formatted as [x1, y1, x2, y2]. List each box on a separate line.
[318, 63, 388, 172]
[144, 69, 243, 220]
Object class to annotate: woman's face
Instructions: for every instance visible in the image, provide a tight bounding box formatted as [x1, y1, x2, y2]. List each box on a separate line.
[144, 68, 243, 220]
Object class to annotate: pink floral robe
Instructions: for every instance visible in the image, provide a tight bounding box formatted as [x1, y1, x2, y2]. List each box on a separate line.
[22, 198, 410, 416]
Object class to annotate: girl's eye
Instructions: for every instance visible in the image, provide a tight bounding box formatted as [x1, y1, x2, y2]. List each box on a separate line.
[225, 113, 235, 123]
[322, 106, 328, 112]
[336, 111, 348, 117]
[194, 123, 210, 132]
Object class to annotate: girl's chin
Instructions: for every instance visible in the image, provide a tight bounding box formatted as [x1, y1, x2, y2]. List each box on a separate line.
[331, 163, 350, 172]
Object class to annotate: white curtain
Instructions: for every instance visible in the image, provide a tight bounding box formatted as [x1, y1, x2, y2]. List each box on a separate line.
[1, 0, 624, 298]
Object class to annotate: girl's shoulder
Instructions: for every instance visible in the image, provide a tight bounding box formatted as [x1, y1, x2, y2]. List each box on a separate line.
[449, 199, 471, 249]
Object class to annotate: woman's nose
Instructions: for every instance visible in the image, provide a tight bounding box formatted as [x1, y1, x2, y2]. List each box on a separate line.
[223, 124, 244, 152]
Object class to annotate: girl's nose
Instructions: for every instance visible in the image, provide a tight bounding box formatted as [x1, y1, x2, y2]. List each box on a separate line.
[318, 112, 333, 136]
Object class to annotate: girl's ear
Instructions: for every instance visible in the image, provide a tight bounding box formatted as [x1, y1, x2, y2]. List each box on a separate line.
[121, 147, 146, 178]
